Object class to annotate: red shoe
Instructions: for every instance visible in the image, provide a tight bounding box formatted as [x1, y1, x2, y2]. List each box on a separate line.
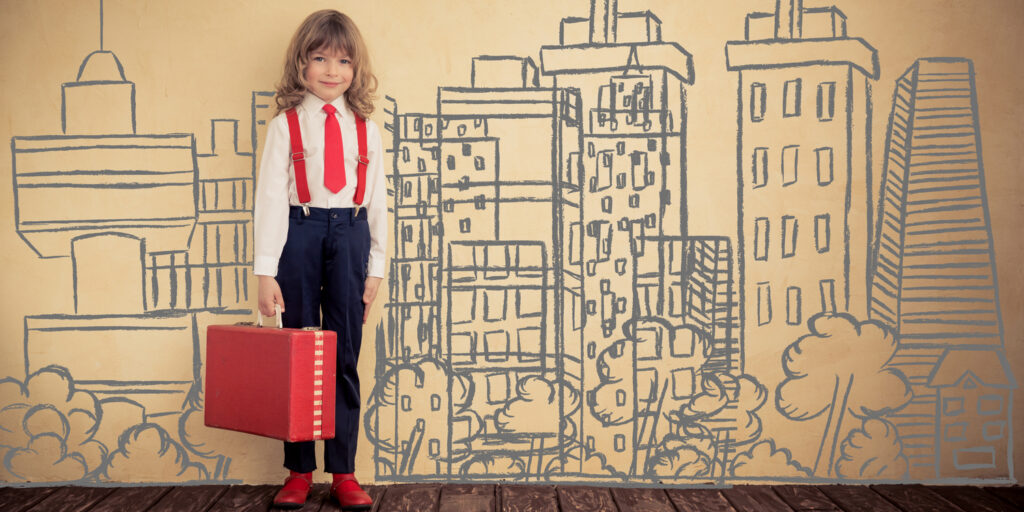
[330, 473, 372, 511]
[272, 471, 312, 509]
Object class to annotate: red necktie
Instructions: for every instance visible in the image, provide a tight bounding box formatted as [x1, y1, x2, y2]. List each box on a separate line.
[322, 104, 345, 192]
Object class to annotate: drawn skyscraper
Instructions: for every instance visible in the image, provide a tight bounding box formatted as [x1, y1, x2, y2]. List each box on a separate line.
[726, 0, 878, 366]
[540, 0, 695, 476]
[869, 58, 1014, 480]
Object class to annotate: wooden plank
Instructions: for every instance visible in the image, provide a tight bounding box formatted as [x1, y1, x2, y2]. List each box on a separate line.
[772, 485, 840, 511]
[375, 483, 442, 512]
[817, 486, 901, 512]
[931, 486, 1017, 512]
[610, 487, 676, 512]
[0, 487, 58, 512]
[664, 488, 737, 512]
[439, 484, 495, 512]
[207, 485, 278, 512]
[557, 485, 617, 512]
[721, 486, 794, 512]
[984, 487, 1024, 510]
[500, 485, 557, 512]
[871, 485, 966, 512]
[148, 485, 229, 512]
[364, 484, 388, 512]
[89, 486, 172, 512]
[24, 486, 115, 512]
[295, 483, 330, 512]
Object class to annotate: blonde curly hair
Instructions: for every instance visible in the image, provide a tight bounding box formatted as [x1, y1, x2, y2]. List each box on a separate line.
[275, 10, 378, 118]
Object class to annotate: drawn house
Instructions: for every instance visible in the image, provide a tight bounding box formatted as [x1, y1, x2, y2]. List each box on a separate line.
[11, 44, 253, 464]
[868, 58, 1014, 479]
[726, 0, 878, 366]
[927, 348, 1014, 479]
[540, 0, 695, 476]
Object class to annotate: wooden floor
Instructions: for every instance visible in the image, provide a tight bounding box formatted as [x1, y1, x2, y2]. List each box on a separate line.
[0, 483, 1021, 512]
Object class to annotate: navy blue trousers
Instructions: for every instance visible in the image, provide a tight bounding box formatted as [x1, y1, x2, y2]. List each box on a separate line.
[277, 205, 369, 474]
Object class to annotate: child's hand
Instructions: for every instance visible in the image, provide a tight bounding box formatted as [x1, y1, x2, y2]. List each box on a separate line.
[257, 275, 285, 318]
[363, 276, 383, 324]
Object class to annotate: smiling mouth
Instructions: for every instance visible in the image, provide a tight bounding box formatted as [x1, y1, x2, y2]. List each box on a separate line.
[321, 81, 342, 87]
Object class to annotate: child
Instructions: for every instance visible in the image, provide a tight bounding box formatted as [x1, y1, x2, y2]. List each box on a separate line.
[253, 9, 385, 511]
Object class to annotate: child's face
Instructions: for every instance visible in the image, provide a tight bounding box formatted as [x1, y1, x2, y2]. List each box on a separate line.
[303, 46, 353, 104]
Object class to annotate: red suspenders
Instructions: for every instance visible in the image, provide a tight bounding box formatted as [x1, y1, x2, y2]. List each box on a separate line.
[284, 106, 369, 213]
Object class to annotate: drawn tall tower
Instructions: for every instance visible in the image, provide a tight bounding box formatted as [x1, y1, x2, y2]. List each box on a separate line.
[540, 0, 694, 476]
[726, 0, 878, 364]
[869, 58, 1014, 480]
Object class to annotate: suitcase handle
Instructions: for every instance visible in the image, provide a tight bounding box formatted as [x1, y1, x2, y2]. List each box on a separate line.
[257, 304, 284, 329]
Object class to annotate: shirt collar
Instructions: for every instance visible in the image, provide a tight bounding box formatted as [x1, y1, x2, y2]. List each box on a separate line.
[300, 92, 350, 120]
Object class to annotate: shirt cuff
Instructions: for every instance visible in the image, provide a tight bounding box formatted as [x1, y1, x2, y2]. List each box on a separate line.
[254, 256, 280, 277]
[367, 258, 386, 279]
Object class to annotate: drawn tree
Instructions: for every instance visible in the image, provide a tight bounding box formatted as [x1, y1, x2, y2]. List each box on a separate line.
[776, 313, 912, 476]
[493, 375, 581, 476]
[364, 358, 482, 476]
[646, 371, 766, 478]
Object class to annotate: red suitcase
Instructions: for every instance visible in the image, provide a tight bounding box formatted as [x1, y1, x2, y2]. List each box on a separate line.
[205, 313, 336, 442]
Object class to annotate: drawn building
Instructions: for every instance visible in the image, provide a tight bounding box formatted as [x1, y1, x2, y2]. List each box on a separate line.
[12, 46, 253, 438]
[726, 0, 878, 365]
[868, 58, 1014, 479]
[540, 0, 695, 476]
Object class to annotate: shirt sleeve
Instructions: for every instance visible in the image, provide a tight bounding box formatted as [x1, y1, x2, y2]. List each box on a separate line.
[253, 114, 291, 277]
[365, 120, 389, 278]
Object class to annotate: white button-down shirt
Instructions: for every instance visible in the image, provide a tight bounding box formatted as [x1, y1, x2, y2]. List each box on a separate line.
[254, 93, 388, 278]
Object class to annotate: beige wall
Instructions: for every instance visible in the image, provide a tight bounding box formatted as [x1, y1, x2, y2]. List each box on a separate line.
[1, 0, 1022, 484]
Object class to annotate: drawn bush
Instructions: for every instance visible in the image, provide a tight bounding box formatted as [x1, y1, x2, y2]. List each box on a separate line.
[0, 366, 107, 481]
[103, 423, 208, 482]
[776, 313, 912, 476]
[836, 417, 908, 480]
[729, 439, 812, 478]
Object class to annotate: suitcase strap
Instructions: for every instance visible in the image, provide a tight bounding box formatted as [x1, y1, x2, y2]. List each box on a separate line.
[312, 330, 325, 438]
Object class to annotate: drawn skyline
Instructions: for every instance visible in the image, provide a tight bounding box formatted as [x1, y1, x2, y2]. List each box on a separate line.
[1, 0, 1016, 486]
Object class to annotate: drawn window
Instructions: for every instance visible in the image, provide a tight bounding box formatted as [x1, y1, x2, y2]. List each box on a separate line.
[450, 332, 476, 364]
[516, 289, 542, 318]
[474, 156, 486, 171]
[628, 194, 639, 208]
[483, 289, 507, 322]
[978, 395, 1003, 415]
[750, 82, 766, 122]
[430, 394, 441, 411]
[602, 196, 613, 213]
[401, 146, 411, 163]
[944, 396, 964, 416]
[474, 194, 487, 210]
[450, 290, 476, 323]
[486, 373, 510, 404]
[671, 367, 695, 398]
[816, 147, 834, 185]
[517, 327, 542, 362]
[568, 223, 582, 265]
[402, 224, 413, 243]
[786, 286, 801, 325]
[752, 147, 768, 188]
[631, 151, 648, 190]
[983, 421, 1005, 441]
[817, 82, 835, 121]
[614, 434, 626, 452]
[945, 422, 967, 442]
[403, 180, 413, 198]
[484, 330, 510, 362]
[462, 143, 472, 156]
[428, 439, 440, 457]
[954, 447, 995, 470]
[401, 395, 411, 412]
[757, 282, 772, 326]
[784, 79, 802, 117]
[782, 216, 797, 258]
[616, 389, 627, 407]
[815, 214, 830, 253]
[459, 218, 471, 233]
[754, 218, 769, 261]
[819, 279, 836, 314]
[446, 155, 456, 170]
[443, 200, 455, 213]
[782, 145, 798, 186]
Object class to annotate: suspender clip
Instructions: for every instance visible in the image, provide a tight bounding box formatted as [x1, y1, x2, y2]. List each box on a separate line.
[354, 204, 362, 219]
[301, 204, 310, 216]
[291, 151, 305, 162]
[357, 154, 369, 166]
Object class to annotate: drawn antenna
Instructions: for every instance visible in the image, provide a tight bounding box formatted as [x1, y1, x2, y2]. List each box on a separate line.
[99, 0, 104, 50]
